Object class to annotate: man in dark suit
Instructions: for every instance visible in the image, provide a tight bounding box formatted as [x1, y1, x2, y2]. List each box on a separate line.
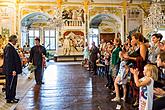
[3, 35, 22, 103]
[90, 42, 99, 75]
[29, 37, 46, 85]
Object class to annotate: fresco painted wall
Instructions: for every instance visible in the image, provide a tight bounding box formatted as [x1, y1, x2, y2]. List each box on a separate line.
[58, 31, 84, 55]
[62, 6, 85, 27]
[55, 6, 85, 55]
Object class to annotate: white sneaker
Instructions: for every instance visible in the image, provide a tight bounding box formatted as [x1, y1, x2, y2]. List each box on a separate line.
[116, 104, 121, 109]
[121, 97, 125, 102]
[111, 97, 120, 102]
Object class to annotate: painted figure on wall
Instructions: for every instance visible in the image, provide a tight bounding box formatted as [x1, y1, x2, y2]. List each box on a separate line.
[78, 9, 85, 23]
[59, 31, 85, 55]
[63, 35, 71, 55]
[62, 7, 85, 26]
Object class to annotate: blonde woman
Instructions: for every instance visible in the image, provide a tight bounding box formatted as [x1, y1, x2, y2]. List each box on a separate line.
[130, 64, 158, 110]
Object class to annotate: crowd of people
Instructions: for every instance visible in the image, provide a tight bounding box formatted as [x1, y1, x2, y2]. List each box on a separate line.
[83, 32, 165, 110]
[1, 32, 165, 110]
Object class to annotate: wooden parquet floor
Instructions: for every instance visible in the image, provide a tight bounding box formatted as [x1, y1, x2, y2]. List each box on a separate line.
[14, 61, 136, 110]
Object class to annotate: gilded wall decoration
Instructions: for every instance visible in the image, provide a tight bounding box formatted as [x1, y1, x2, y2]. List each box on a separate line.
[99, 18, 120, 33]
[20, 0, 55, 2]
[89, 7, 122, 19]
[21, 6, 55, 19]
[0, 34, 8, 56]
[89, 7, 122, 33]
[0, 7, 14, 36]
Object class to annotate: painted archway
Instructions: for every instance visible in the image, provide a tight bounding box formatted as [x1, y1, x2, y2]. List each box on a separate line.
[20, 12, 50, 47]
[89, 14, 122, 43]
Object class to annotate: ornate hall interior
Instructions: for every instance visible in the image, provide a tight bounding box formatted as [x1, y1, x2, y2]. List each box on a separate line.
[0, 0, 164, 110]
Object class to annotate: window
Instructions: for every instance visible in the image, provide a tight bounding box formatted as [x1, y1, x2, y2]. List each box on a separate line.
[27, 29, 56, 50]
[28, 29, 40, 47]
[44, 29, 56, 50]
[89, 28, 99, 48]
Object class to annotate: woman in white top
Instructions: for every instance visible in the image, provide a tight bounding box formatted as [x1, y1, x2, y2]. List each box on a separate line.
[148, 33, 163, 64]
[130, 64, 158, 110]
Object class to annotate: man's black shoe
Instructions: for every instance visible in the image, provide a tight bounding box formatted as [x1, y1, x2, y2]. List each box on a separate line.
[36, 82, 40, 85]
[41, 82, 44, 84]
[6, 99, 19, 103]
[36, 82, 44, 85]
[13, 98, 19, 101]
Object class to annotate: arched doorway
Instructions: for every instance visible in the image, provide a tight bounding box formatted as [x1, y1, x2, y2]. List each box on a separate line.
[89, 14, 122, 45]
[21, 12, 57, 50]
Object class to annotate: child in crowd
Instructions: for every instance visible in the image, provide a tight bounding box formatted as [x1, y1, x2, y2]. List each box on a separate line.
[83, 43, 89, 68]
[104, 46, 111, 88]
[111, 50, 129, 102]
[130, 64, 158, 110]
